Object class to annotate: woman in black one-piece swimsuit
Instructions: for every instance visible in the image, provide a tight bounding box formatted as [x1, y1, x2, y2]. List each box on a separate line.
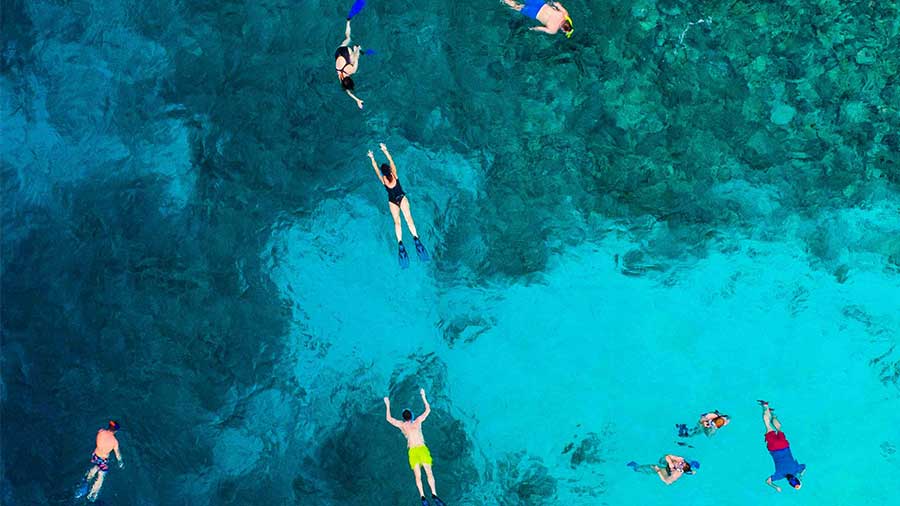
[335, 19, 364, 109]
[367, 143, 429, 268]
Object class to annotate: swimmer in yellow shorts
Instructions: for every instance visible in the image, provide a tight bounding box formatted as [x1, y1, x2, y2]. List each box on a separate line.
[384, 389, 446, 506]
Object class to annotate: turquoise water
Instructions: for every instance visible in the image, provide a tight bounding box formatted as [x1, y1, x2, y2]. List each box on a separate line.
[2, 0, 899, 504]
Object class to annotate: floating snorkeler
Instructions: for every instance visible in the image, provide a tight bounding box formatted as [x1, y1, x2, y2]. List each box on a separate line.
[627, 454, 699, 485]
[384, 389, 447, 506]
[759, 400, 806, 492]
[676, 410, 731, 438]
[501, 0, 574, 37]
[368, 143, 429, 269]
[75, 420, 124, 502]
[335, 1, 367, 109]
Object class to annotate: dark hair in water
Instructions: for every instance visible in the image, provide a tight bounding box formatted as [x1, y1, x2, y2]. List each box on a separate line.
[108, 420, 120, 431]
[341, 76, 355, 91]
[562, 20, 573, 32]
[786, 474, 801, 488]
[380, 163, 393, 181]
[401, 409, 412, 421]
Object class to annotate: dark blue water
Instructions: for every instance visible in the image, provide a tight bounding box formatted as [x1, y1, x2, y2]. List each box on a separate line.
[2, 0, 899, 505]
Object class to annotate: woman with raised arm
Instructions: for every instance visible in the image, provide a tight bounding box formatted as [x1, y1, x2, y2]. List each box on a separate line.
[368, 143, 429, 268]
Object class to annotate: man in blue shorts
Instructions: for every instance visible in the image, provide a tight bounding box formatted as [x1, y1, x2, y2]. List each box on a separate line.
[502, 0, 574, 37]
[759, 401, 806, 492]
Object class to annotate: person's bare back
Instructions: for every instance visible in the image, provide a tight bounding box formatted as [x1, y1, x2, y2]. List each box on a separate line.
[94, 428, 120, 460]
[535, 3, 568, 31]
[398, 418, 427, 448]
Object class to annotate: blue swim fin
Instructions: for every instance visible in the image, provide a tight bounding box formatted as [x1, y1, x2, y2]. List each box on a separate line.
[398, 242, 410, 269]
[432, 495, 446, 506]
[74, 478, 89, 499]
[363, 48, 376, 55]
[413, 237, 429, 262]
[420, 497, 430, 506]
[347, 0, 366, 19]
[626, 461, 638, 471]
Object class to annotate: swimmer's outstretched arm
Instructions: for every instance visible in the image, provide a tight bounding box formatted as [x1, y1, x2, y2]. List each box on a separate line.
[113, 440, 124, 468]
[384, 397, 403, 428]
[367, 150, 383, 181]
[346, 89, 364, 109]
[380, 143, 397, 177]
[531, 25, 557, 34]
[417, 388, 431, 423]
[548, 1, 569, 16]
[341, 20, 352, 47]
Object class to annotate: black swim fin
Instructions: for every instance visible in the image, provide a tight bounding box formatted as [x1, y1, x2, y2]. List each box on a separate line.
[432, 495, 446, 506]
[420, 497, 430, 506]
[676, 423, 690, 438]
[414, 237, 430, 262]
[398, 242, 410, 269]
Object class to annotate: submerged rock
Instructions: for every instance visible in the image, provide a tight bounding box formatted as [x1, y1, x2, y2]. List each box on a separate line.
[770, 102, 797, 125]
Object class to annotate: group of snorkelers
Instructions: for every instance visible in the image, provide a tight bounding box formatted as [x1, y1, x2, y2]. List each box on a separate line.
[73, 3, 804, 504]
[628, 400, 806, 492]
[335, 1, 575, 268]
[78, 399, 805, 503]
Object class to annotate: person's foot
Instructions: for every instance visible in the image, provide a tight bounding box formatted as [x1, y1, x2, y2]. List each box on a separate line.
[432, 495, 446, 506]
[757, 399, 769, 406]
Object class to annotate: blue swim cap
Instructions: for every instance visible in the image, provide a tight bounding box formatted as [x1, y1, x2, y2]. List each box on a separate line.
[689, 460, 700, 470]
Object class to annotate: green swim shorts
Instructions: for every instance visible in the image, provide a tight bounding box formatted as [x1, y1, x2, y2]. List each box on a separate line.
[408, 445, 433, 469]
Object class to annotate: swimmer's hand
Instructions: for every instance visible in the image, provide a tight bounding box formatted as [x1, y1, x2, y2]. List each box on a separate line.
[420, 388, 426, 397]
[356, 99, 364, 109]
[383, 397, 390, 405]
[117, 460, 125, 470]
[367, 150, 374, 159]
[380, 143, 388, 152]
[774, 486, 782, 493]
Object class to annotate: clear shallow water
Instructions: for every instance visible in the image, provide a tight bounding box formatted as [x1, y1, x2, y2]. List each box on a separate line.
[2, 0, 899, 505]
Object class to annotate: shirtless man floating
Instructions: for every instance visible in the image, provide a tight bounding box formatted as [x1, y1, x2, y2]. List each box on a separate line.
[502, 0, 574, 37]
[385, 389, 446, 506]
[80, 420, 124, 502]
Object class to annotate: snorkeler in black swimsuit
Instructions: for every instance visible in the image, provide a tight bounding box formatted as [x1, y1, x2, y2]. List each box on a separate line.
[335, 20, 364, 109]
[367, 143, 429, 269]
[385, 178, 407, 206]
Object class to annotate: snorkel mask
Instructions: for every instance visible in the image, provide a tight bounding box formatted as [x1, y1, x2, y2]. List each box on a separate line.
[564, 16, 574, 38]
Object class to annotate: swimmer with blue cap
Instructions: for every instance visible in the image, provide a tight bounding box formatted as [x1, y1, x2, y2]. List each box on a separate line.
[501, 0, 575, 38]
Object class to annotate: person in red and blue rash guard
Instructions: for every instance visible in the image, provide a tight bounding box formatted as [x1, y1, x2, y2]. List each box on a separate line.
[759, 401, 806, 492]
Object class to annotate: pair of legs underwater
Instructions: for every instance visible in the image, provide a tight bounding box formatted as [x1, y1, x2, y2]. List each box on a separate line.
[76, 459, 106, 501]
[761, 400, 782, 432]
[412, 462, 444, 506]
[390, 197, 428, 269]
